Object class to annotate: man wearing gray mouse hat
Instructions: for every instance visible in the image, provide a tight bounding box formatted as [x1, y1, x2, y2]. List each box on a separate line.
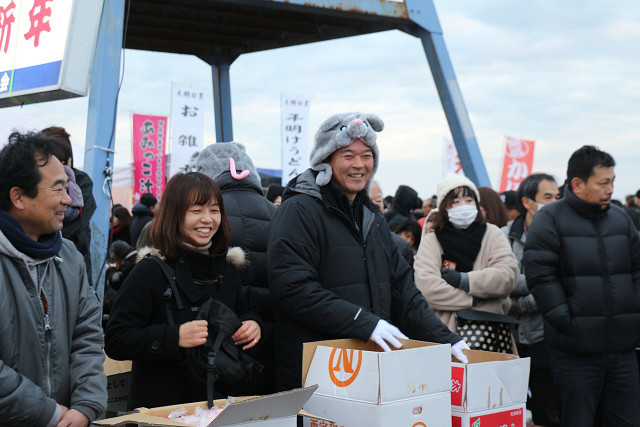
[267, 112, 468, 391]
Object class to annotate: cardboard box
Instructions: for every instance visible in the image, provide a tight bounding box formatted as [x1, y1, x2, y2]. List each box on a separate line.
[94, 385, 319, 427]
[303, 392, 452, 427]
[451, 349, 530, 412]
[302, 338, 451, 403]
[103, 355, 132, 415]
[452, 404, 526, 427]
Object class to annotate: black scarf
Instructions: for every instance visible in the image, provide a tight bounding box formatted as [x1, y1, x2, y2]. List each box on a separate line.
[0, 210, 62, 259]
[435, 222, 487, 272]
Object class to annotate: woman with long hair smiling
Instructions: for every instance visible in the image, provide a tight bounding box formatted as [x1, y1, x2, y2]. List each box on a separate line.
[105, 172, 262, 408]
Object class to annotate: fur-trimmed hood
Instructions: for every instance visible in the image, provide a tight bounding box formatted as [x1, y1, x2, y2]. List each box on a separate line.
[136, 246, 248, 268]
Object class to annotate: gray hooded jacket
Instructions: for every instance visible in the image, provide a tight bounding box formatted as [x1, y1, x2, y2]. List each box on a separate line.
[0, 230, 106, 426]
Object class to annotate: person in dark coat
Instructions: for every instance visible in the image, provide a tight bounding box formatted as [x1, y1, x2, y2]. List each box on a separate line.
[196, 142, 277, 394]
[105, 172, 262, 409]
[524, 146, 640, 427]
[110, 206, 132, 245]
[130, 193, 157, 247]
[41, 126, 96, 285]
[267, 112, 468, 392]
[384, 184, 419, 230]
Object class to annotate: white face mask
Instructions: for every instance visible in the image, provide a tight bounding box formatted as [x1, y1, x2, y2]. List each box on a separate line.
[528, 200, 546, 216]
[447, 205, 478, 229]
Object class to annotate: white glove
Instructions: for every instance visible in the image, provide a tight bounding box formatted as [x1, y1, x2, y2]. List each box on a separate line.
[369, 319, 408, 352]
[452, 340, 470, 363]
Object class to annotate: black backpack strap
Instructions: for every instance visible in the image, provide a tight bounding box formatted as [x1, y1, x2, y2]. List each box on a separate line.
[207, 332, 226, 408]
[147, 256, 184, 324]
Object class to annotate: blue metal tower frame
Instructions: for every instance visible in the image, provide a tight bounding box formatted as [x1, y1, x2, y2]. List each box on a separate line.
[84, 0, 489, 298]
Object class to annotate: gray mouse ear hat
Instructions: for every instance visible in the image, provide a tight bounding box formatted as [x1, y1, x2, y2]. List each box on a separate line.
[196, 142, 261, 188]
[310, 112, 384, 186]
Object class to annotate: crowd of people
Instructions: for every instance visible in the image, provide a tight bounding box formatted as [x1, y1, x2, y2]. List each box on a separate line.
[1, 115, 639, 427]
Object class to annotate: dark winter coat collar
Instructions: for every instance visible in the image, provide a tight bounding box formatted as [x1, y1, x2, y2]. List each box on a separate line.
[565, 185, 609, 219]
[0, 210, 62, 259]
[507, 214, 526, 242]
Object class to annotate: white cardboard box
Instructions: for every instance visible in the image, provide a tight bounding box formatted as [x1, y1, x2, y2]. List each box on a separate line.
[94, 385, 319, 427]
[103, 355, 132, 415]
[303, 392, 452, 427]
[302, 338, 451, 403]
[450, 349, 530, 413]
[452, 403, 526, 427]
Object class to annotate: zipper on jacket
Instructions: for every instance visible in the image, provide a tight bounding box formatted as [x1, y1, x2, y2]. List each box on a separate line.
[594, 217, 612, 349]
[43, 306, 53, 396]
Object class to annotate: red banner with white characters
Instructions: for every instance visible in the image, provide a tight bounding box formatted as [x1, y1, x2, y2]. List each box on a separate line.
[499, 136, 535, 192]
[132, 114, 167, 202]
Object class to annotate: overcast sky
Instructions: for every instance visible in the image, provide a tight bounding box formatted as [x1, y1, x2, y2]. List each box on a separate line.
[2, 0, 639, 201]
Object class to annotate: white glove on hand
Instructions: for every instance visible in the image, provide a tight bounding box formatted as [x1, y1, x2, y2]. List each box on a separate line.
[369, 319, 408, 352]
[451, 340, 470, 363]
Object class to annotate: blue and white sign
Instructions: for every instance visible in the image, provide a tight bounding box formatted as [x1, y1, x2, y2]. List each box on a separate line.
[0, 0, 103, 107]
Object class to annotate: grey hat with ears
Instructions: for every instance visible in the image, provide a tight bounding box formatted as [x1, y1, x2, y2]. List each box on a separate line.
[310, 112, 384, 186]
[195, 142, 261, 189]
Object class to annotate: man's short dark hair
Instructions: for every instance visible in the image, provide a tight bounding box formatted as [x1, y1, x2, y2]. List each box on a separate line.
[0, 131, 60, 211]
[566, 145, 615, 184]
[140, 193, 158, 208]
[516, 173, 556, 214]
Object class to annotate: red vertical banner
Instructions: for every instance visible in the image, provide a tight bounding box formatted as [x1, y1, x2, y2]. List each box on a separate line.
[132, 114, 167, 202]
[499, 136, 535, 192]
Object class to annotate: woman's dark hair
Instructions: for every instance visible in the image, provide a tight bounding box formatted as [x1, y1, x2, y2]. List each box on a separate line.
[478, 187, 509, 227]
[112, 206, 133, 229]
[0, 131, 59, 211]
[41, 126, 74, 167]
[433, 186, 484, 231]
[151, 172, 231, 258]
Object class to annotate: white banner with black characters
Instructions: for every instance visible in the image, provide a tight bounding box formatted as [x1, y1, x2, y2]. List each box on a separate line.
[169, 83, 206, 177]
[281, 94, 311, 185]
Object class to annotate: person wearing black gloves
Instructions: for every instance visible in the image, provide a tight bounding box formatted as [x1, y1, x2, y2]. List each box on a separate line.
[414, 173, 518, 353]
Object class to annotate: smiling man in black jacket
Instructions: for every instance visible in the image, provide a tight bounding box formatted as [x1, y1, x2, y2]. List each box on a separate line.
[267, 112, 467, 391]
[524, 145, 640, 427]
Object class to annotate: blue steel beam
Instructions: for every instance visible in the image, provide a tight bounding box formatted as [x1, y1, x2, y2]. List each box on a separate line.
[204, 54, 237, 142]
[405, 0, 491, 187]
[84, 0, 124, 296]
[262, 0, 408, 18]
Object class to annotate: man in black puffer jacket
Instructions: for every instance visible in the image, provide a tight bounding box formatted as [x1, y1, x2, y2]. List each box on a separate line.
[268, 112, 466, 392]
[524, 145, 640, 427]
[196, 142, 277, 394]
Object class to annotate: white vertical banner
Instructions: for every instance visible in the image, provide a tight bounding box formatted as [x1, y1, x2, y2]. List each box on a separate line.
[442, 137, 464, 176]
[281, 94, 311, 185]
[169, 83, 206, 177]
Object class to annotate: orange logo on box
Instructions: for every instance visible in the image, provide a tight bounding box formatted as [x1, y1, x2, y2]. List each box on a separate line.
[412, 423, 427, 427]
[328, 348, 362, 387]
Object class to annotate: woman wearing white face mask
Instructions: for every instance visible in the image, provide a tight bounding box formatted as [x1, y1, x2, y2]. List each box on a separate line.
[414, 174, 519, 353]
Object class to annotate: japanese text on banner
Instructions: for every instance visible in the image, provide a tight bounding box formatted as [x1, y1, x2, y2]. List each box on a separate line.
[499, 136, 535, 192]
[281, 94, 311, 185]
[132, 114, 167, 202]
[169, 83, 206, 177]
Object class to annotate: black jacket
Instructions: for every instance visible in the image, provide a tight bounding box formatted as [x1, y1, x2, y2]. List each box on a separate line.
[130, 203, 154, 247]
[384, 184, 418, 230]
[104, 248, 260, 409]
[216, 171, 277, 322]
[267, 170, 461, 391]
[524, 188, 640, 354]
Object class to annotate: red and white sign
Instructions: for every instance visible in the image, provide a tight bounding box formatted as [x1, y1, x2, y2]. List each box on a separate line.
[132, 114, 167, 202]
[443, 137, 463, 176]
[499, 136, 535, 192]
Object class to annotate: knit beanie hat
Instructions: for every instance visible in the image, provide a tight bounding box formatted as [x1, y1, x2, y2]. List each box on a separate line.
[196, 142, 261, 189]
[437, 173, 480, 209]
[310, 112, 384, 186]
